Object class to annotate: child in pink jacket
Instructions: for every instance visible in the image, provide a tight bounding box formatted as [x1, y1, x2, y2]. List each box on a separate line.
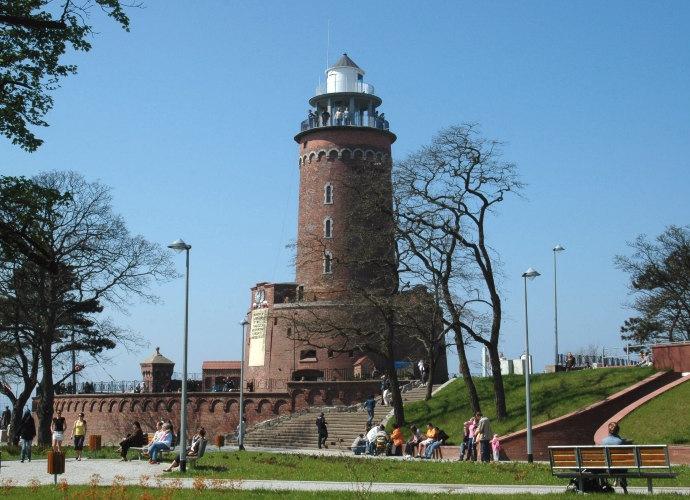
[491, 434, 500, 462]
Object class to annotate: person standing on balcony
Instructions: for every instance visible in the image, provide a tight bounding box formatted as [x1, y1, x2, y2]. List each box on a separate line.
[334, 107, 343, 125]
[308, 110, 315, 128]
[321, 109, 330, 127]
[343, 107, 350, 125]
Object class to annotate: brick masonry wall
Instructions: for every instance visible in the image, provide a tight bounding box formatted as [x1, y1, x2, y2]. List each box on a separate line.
[47, 381, 381, 445]
[499, 370, 680, 462]
[295, 128, 395, 298]
[652, 342, 690, 372]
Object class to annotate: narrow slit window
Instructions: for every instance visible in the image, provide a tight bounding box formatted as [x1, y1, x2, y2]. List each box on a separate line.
[324, 183, 333, 204]
[324, 251, 333, 274]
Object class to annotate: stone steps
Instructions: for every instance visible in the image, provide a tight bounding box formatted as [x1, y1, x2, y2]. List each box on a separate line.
[243, 383, 430, 450]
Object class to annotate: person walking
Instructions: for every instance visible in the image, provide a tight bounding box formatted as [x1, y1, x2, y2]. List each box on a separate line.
[316, 412, 328, 449]
[474, 411, 493, 463]
[363, 395, 376, 427]
[19, 411, 36, 463]
[51, 409, 66, 452]
[70, 412, 87, 461]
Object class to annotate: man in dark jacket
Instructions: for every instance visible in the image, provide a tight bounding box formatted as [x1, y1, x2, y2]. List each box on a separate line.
[19, 411, 36, 462]
[316, 413, 328, 449]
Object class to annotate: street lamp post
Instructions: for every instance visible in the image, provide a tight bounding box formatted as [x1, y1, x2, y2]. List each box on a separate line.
[239, 317, 249, 451]
[168, 238, 191, 473]
[522, 267, 540, 464]
[553, 245, 565, 367]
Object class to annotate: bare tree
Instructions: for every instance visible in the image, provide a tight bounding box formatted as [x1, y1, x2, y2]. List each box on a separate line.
[285, 157, 444, 426]
[394, 124, 523, 420]
[0, 172, 176, 444]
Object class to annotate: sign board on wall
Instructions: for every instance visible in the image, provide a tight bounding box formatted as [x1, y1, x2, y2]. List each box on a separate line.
[248, 308, 268, 366]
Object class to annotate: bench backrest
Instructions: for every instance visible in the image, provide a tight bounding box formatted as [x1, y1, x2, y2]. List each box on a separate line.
[146, 433, 154, 446]
[549, 445, 672, 474]
[196, 438, 207, 459]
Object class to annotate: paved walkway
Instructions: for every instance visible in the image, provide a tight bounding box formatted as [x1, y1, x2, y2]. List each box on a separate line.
[1, 453, 688, 495]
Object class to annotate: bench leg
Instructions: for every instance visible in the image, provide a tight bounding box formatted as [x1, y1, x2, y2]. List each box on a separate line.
[647, 478, 653, 494]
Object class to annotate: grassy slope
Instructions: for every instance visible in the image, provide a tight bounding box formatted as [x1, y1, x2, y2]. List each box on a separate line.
[620, 377, 690, 445]
[400, 367, 658, 443]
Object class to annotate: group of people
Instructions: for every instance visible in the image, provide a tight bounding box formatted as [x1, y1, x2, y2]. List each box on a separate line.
[306, 107, 388, 129]
[461, 412, 500, 462]
[351, 421, 451, 459]
[50, 410, 88, 460]
[350, 413, 499, 462]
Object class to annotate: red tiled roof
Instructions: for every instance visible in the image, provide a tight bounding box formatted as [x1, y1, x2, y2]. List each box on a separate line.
[353, 356, 370, 366]
[202, 361, 241, 370]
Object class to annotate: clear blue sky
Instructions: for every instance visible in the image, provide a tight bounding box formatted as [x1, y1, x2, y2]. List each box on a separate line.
[3, 1, 689, 400]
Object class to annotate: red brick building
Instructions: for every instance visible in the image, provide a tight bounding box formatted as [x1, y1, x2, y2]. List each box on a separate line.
[244, 55, 447, 388]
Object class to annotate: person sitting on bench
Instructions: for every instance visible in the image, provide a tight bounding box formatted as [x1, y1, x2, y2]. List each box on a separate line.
[601, 421, 633, 494]
[163, 427, 206, 472]
[144, 422, 173, 464]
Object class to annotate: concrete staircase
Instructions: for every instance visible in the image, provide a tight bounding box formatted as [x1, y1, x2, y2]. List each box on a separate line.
[243, 383, 431, 451]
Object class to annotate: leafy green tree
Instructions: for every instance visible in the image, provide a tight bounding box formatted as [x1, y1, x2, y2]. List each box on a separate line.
[0, 0, 131, 151]
[616, 225, 690, 345]
[0, 172, 176, 444]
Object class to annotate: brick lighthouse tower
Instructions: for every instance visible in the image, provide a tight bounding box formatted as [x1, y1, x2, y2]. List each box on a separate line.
[293, 53, 397, 301]
[243, 55, 446, 387]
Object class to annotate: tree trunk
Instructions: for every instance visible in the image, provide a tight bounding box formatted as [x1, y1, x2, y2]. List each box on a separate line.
[487, 345, 507, 420]
[384, 321, 405, 426]
[7, 382, 37, 445]
[455, 330, 480, 413]
[424, 344, 435, 401]
[36, 358, 55, 446]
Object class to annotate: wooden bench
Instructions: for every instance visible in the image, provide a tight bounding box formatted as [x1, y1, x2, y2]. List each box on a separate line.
[549, 445, 678, 493]
[186, 438, 207, 469]
[131, 433, 176, 461]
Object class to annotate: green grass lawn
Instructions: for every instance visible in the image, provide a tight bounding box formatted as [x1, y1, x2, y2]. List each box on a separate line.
[3, 486, 686, 500]
[399, 367, 660, 443]
[156, 450, 690, 488]
[620, 377, 690, 445]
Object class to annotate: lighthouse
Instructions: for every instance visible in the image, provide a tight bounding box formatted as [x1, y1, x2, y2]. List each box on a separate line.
[294, 53, 398, 301]
[243, 55, 446, 387]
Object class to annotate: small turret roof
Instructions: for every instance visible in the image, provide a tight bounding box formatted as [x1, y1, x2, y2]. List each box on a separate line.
[331, 53, 360, 70]
[140, 347, 175, 365]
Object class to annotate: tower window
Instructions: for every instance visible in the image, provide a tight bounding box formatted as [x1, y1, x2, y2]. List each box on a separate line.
[324, 217, 333, 238]
[328, 350, 334, 358]
[324, 251, 333, 274]
[300, 350, 317, 361]
[324, 183, 333, 204]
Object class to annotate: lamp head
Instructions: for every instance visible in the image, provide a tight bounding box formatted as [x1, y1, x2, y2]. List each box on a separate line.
[168, 238, 191, 252]
[553, 245, 565, 252]
[522, 268, 540, 280]
[240, 318, 249, 326]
